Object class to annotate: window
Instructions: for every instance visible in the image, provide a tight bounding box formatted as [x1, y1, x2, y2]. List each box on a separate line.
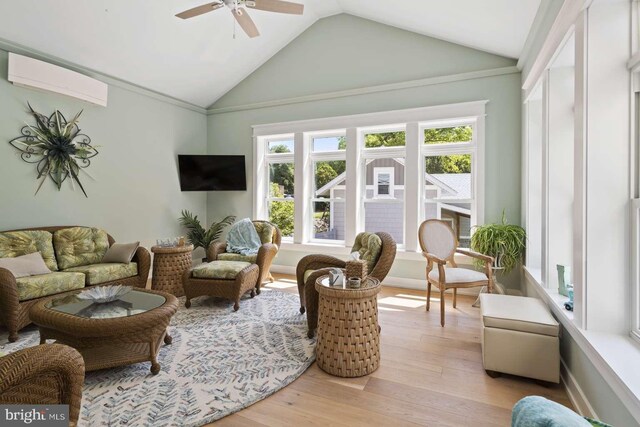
[374, 167, 394, 197]
[253, 103, 486, 252]
[310, 134, 346, 242]
[422, 124, 476, 248]
[264, 137, 295, 240]
[363, 128, 406, 245]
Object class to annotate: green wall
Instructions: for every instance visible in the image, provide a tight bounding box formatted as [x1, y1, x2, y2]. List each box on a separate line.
[207, 14, 523, 284]
[0, 48, 208, 257]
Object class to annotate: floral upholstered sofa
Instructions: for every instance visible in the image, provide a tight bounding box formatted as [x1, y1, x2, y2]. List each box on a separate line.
[0, 226, 150, 342]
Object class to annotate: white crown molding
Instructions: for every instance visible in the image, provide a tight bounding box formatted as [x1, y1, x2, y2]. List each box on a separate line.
[521, 0, 593, 97]
[0, 38, 207, 114]
[517, 0, 554, 71]
[208, 66, 518, 115]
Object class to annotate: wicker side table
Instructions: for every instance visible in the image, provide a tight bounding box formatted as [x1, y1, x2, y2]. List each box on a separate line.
[151, 245, 193, 297]
[314, 275, 381, 378]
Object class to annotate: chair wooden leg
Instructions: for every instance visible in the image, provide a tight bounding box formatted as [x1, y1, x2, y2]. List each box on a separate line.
[453, 288, 457, 308]
[440, 288, 446, 327]
[426, 283, 432, 311]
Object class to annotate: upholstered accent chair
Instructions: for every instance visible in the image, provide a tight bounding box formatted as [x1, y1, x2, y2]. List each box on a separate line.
[296, 231, 397, 338]
[206, 220, 281, 287]
[419, 219, 494, 326]
[0, 344, 85, 426]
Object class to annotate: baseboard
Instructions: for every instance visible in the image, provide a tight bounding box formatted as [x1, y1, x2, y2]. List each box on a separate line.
[561, 358, 598, 419]
[270, 264, 481, 296]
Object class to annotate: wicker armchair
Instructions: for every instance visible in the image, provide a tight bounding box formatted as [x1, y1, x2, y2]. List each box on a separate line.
[0, 226, 151, 343]
[296, 232, 397, 338]
[0, 344, 85, 426]
[206, 220, 281, 289]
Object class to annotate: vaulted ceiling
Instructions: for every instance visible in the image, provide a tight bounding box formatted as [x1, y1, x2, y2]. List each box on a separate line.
[0, 0, 541, 108]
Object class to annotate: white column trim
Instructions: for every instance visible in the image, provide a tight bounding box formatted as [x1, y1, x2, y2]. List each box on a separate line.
[345, 127, 362, 245]
[293, 132, 308, 244]
[405, 122, 420, 252]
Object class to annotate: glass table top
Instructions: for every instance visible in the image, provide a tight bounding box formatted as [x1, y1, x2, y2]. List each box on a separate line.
[318, 275, 378, 291]
[46, 288, 166, 319]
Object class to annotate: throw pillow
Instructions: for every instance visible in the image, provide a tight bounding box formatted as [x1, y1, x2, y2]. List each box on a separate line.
[102, 242, 140, 263]
[0, 252, 51, 278]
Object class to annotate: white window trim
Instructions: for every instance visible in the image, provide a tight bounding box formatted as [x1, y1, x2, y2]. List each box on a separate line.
[253, 101, 487, 253]
[420, 120, 482, 246]
[631, 57, 640, 344]
[309, 132, 347, 244]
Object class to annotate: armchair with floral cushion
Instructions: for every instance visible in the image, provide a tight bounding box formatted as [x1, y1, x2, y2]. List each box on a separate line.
[296, 231, 397, 338]
[206, 220, 281, 292]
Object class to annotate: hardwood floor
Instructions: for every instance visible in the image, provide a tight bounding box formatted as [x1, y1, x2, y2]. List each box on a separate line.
[212, 274, 572, 426]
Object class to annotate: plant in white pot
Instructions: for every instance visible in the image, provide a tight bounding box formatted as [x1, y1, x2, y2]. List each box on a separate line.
[470, 211, 526, 296]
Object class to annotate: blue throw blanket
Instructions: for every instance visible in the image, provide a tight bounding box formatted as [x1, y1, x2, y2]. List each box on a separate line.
[512, 396, 604, 427]
[226, 218, 262, 256]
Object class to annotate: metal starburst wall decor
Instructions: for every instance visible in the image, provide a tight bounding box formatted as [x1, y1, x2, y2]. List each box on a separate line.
[9, 104, 98, 197]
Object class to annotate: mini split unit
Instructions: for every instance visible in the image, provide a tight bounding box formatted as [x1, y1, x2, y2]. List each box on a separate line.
[8, 52, 108, 107]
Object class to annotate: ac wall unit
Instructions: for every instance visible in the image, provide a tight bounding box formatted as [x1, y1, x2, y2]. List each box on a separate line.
[8, 53, 108, 107]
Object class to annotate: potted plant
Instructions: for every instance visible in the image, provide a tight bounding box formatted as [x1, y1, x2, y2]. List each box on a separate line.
[470, 211, 526, 294]
[179, 210, 236, 262]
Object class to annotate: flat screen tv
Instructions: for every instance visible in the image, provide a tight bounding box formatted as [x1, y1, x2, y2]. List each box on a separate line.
[178, 155, 247, 191]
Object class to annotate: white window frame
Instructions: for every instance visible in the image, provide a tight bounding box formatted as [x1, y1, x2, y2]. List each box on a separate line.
[309, 131, 346, 244]
[252, 101, 487, 253]
[630, 53, 640, 343]
[261, 134, 295, 242]
[420, 119, 478, 248]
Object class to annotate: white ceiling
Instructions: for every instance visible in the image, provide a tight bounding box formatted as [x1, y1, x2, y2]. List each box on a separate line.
[0, 0, 541, 108]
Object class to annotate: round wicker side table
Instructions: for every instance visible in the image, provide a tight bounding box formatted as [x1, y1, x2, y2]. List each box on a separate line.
[151, 244, 194, 297]
[314, 275, 381, 378]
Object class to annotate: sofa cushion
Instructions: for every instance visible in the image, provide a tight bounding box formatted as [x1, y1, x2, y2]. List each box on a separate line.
[351, 232, 382, 273]
[0, 230, 58, 271]
[0, 252, 51, 278]
[480, 294, 559, 337]
[253, 222, 274, 244]
[218, 253, 258, 263]
[192, 260, 251, 280]
[15, 272, 85, 301]
[53, 227, 110, 270]
[64, 263, 138, 286]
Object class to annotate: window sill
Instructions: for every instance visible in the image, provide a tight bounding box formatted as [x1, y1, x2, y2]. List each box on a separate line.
[524, 266, 640, 422]
[280, 241, 472, 263]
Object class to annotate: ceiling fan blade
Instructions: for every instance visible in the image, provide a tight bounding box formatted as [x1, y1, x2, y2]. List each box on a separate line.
[176, 2, 224, 19]
[247, 0, 304, 15]
[232, 8, 260, 38]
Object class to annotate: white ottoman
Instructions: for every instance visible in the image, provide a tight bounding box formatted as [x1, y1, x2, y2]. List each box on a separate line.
[480, 294, 560, 383]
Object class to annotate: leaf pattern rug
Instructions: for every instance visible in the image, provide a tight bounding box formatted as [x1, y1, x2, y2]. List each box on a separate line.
[1, 289, 316, 426]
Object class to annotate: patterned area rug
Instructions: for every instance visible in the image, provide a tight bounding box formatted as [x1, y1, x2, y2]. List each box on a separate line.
[1, 289, 315, 427]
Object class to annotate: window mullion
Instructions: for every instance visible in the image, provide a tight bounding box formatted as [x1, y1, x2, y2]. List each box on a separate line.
[345, 127, 361, 245]
[405, 122, 420, 252]
[294, 132, 308, 244]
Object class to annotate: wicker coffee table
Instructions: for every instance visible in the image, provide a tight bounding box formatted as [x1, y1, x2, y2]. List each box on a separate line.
[151, 244, 194, 297]
[314, 275, 381, 378]
[30, 287, 179, 375]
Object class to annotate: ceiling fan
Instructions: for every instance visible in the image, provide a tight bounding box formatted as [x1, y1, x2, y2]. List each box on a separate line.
[176, 0, 304, 38]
